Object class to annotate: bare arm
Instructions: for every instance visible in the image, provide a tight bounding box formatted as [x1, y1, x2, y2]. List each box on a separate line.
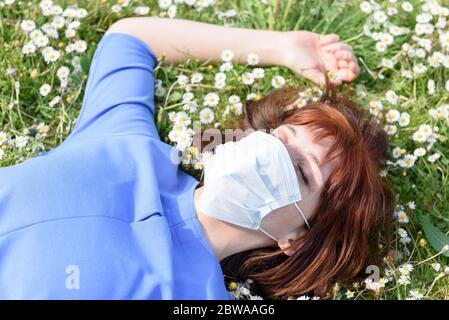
[106, 17, 289, 67]
[105, 17, 359, 86]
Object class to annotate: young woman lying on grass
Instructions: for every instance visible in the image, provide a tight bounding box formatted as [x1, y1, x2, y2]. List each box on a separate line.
[0, 17, 394, 299]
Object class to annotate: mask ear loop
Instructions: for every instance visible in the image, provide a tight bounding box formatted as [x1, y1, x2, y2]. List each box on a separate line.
[258, 227, 279, 242]
[294, 202, 311, 229]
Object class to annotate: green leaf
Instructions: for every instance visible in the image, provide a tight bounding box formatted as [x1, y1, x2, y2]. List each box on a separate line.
[80, 55, 90, 74]
[417, 214, 449, 257]
[80, 45, 96, 74]
[167, 91, 182, 103]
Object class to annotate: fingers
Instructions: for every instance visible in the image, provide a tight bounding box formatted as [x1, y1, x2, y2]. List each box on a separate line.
[323, 42, 353, 54]
[318, 34, 340, 46]
[349, 61, 360, 77]
[335, 50, 354, 61]
[334, 49, 360, 80]
[302, 68, 326, 87]
[337, 61, 360, 79]
[337, 68, 358, 82]
[338, 60, 348, 68]
[320, 34, 359, 78]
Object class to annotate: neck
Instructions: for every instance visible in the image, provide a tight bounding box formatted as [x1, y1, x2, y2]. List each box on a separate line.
[193, 186, 273, 262]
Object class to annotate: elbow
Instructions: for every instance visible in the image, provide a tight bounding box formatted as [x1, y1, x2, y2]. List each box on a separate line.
[105, 18, 134, 36]
[105, 17, 156, 36]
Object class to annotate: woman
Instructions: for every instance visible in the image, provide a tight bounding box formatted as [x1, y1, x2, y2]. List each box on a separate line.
[202, 84, 395, 298]
[0, 17, 391, 299]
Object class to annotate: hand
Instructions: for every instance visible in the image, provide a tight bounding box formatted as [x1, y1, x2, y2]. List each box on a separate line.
[282, 30, 360, 86]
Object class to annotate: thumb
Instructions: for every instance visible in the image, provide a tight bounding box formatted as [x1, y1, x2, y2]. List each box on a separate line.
[301, 68, 326, 86]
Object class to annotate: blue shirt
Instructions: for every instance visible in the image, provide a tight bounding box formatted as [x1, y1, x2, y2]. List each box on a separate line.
[0, 32, 232, 300]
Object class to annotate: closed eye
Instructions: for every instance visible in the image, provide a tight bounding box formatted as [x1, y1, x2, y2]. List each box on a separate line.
[295, 163, 309, 185]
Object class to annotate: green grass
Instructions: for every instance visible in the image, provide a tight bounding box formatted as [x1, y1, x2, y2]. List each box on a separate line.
[0, 0, 448, 300]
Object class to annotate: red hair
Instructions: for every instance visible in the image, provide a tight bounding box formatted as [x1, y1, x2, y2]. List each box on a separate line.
[211, 79, 396, 298]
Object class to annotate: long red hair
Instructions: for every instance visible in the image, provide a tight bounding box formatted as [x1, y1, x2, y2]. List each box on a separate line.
[200, 79, 395, 298]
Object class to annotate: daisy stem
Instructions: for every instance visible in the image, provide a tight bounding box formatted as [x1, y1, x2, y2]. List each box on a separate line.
[358, 57, 376, 79]
[426, 272, 445, 297]
[414, 247, 449, 267]
[342, 31, 364, 43]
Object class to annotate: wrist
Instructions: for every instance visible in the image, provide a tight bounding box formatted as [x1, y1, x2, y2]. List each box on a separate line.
[275, 31, 294, 69]
[263, 31, 295, 71]
[251, 30, 292, 69]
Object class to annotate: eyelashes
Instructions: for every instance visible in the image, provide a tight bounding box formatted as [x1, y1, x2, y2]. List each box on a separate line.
[282, 128, 310, 186]
[295, 162, 309, 185]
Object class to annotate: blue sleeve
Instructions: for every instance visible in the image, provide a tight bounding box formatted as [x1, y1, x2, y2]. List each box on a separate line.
[65, 32, 160, 142]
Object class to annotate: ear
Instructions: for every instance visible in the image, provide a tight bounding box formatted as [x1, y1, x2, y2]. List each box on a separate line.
[278, 239, 295, 256]
[278, 227, 307, 256]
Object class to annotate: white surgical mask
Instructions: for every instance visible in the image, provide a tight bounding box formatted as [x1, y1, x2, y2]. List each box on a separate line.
[198, 130, 310, 242]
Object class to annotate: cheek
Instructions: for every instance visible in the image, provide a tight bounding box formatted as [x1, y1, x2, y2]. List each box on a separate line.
[302, 190, 321, 218]
[265, 205, 304, 232]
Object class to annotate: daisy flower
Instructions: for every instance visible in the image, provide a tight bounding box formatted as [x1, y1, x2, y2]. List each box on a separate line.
[74, 40, 87, 53]
[396, 209, 409, 223]
[413, 63, 427, 74]
[228, 95, 240, 104]
[401, 2, 413, 12]
[427, 79, 435, 95]
[22, 42, 37, 55]
[385, 90, 398, 105]
[214, 72, 226, 82]
[56, 66, 70, 79]
[134, 6, 150, 15]
[191, 72, 204, 84]
[252, 68, 265, 79]
[0, 132, 7, 145]
[221, 49, 234, 62]
[271, 75, 286, 88]
[412, 131, 427, 143]
[203, 92, 219, 107]
[360, 1, 372, 14]
[375, 41, 387, 52]
[384, 124, 397, 136]
[392, 146, 403, 158]
[15, 136, 28, 148]
[398, 154, 417, 168]
[413, 147, 426, 157]
[242, 72, 255, 85]
[428, 152, 441, 163]
[407, 290, 424, 300]
[51, 15, 65, 29]
[21, 19, 36, 32]
[44, 49, 60, 63]
[39, 83, 52, 96]
[369, 100, 383, 116]
[182, 100, 198, 113]
[167, 5, 177, 18]
[398, 112, 410, 127]
[220, 62, 233, 72]
[34, 35, 49, 48]
[385, 109, 400, 123]
[418, 124, 432, 138]
[247, 53, 259, 65]
[373, 11, 387, 23]
[49, 95, 61, 107]
[174, 111, 191, 127]
[66, 31, 78, 41]
[199, 108, 215, 124]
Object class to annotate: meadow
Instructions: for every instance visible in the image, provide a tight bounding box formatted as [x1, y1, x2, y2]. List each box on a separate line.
[0, 0, 448, 299]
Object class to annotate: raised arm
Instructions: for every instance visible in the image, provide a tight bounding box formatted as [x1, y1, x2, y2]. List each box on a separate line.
[106, 17, 359, 86]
